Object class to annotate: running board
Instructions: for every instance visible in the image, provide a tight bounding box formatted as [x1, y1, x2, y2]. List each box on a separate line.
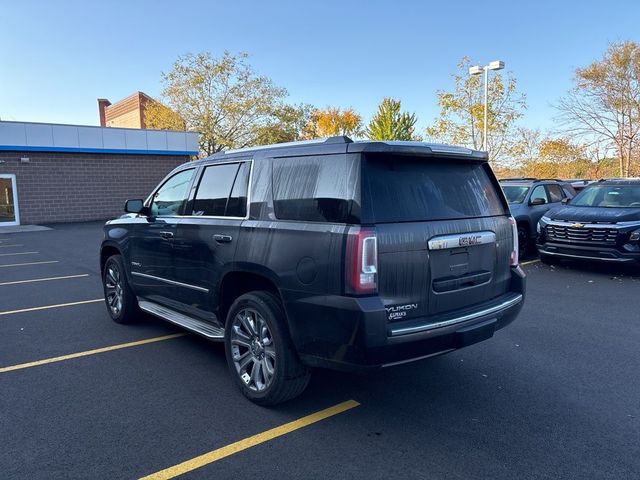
[138, 299, 224, 340]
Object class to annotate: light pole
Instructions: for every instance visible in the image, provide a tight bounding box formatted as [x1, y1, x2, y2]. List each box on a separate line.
[469, 60, 505, 151]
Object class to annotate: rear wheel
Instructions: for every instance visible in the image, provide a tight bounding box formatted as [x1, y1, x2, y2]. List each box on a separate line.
[224, 291, 310, 405]
[102, 254, 140, 324]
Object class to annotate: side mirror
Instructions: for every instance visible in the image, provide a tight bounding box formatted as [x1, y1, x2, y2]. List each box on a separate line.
[530, 197, 546, 206]
[561, 197, 571, 205]
[124, 199, 145, 214]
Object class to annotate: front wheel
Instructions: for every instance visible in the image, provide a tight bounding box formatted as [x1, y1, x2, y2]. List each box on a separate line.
[517, 225, 530, 260]
[102, 254, 140, 324]
[224, 291, 310, 405]
[539, 252, 559, 266]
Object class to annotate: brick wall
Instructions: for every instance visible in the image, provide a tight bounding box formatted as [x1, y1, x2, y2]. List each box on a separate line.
[0, 151, 188, 224]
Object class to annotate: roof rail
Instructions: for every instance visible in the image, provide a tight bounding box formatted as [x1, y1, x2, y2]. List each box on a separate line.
[224, 136, 353, 154]
[500, 177, 567, 183]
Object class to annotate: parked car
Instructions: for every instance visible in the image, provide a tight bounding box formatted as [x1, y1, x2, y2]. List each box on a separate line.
[537, 178, 640, 265]
[565, 179, 595, 192]
[499, 178, 576, 258]
[100, 137, 525, 405]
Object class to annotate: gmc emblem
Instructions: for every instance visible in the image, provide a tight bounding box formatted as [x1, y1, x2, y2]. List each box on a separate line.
[459, 235, 482, 246]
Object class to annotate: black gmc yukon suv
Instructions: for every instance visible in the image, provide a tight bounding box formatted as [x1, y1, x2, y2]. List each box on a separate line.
[100, 137, 525, 405]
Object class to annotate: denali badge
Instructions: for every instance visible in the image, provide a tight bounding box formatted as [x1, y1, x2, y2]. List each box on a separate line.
[386, 303, 418, 320]
[428, 231, 496, 250]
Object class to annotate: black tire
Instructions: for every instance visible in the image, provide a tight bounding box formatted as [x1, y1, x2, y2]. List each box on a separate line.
[517, 225, 529, 260]
[224, 291, 311, 406]
[539, 252, 558, 266]
[102, 254, 140, 324]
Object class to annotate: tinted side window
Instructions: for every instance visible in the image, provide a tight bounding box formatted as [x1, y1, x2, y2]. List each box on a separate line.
[272, 155, 359, 223]
[226, 162, 250, 217]
[530, 185, 549, 204]
[150, 169, 195, 217]
[192, 162, 249, 217]
[562, 187, 574, 199]
[547, 184, 564, 203]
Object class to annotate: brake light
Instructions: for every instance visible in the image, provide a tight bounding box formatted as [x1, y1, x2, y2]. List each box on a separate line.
[346, 227, 378, 294]
[509, 216, 519, 266]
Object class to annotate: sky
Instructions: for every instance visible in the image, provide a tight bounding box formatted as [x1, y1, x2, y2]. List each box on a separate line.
[1, 0, 639, 135]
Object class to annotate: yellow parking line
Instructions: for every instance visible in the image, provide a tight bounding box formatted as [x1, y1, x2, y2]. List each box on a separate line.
[0, 333, 188, 373]
[139, 399, 361, 480]
[0, 244, 24, 248]
[0, 273, 90, 286]
[521, 259, 540, 266]
[0, 298, 103, 316]
[0, 260, 59, 268]
[0, 251, 39, 257]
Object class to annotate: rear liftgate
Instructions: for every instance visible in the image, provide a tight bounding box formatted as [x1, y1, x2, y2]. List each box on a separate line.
[428, 231, 498, 346]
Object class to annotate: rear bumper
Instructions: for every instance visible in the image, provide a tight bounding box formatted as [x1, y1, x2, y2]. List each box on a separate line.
[537, 241, 640, 263]
[285, 266, 526, 371]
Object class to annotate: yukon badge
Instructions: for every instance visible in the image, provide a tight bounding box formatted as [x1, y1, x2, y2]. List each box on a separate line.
[131, 261, 142, 267]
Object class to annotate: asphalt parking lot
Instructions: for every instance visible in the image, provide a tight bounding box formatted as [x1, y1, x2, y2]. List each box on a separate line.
[1, 222, 639, 480]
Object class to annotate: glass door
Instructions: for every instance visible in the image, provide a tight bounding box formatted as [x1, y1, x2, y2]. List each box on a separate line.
[0, 175, 19, 226]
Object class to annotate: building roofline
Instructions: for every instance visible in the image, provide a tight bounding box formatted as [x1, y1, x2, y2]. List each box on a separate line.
[0, 119, 189, 134]
[0, 120, 199, 156]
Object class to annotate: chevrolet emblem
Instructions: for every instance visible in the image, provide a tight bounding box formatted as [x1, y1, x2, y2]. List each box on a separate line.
[571, 223, 585, 228]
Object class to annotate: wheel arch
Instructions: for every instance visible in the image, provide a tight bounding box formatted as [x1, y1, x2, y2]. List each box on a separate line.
[218, 264, 285, 327]
[100, 242, 122, 274]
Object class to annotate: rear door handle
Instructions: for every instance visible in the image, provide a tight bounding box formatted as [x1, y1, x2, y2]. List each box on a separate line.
[159, 231, 174, 239]
[213, 234, 233, 243]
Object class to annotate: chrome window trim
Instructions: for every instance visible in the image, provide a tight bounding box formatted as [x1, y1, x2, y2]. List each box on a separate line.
[131, 271, 209, 293]
[389, 294, 523, 337]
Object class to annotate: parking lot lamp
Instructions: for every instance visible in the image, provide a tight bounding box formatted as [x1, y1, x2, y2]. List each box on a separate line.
[469, 60, 505, 151]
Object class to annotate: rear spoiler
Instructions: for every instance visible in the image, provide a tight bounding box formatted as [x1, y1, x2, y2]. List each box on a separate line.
[348, 141, 488, 161]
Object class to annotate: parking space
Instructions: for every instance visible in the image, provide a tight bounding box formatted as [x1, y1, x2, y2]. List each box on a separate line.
[1, 222, 639, 479]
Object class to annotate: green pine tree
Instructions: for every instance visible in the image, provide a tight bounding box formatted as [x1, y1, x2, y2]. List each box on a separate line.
[366, 98, 420, 141]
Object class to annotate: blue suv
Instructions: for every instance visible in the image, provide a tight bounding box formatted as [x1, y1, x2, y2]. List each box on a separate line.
[500, 178, 576, 258]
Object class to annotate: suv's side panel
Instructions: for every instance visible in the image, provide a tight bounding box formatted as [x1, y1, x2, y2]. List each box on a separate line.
[233, 154, 357, 353]
[171, 161, 251, 322]
[128, 168, 196, 306]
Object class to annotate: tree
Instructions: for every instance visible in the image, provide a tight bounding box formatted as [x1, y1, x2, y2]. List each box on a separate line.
[426, 57, 527, 164]
[144, 99, 186, 131]
[155, 51, 288, 156]
[557, 41, 640, 177]
[303, 107, 363, 138]
[253, 103, 313, 145]
[365, 97, 420, 141]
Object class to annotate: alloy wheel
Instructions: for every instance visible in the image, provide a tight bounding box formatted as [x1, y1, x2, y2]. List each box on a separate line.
[104, 262, 124, 317]
[230, 308, 276, 392]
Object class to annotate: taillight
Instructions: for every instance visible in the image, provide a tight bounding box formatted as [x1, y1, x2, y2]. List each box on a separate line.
[346, 227, 378, 294]
[509, 216, 519, 266]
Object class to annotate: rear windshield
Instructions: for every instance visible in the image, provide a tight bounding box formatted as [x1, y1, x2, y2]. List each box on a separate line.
[364, 155, 507, 223]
